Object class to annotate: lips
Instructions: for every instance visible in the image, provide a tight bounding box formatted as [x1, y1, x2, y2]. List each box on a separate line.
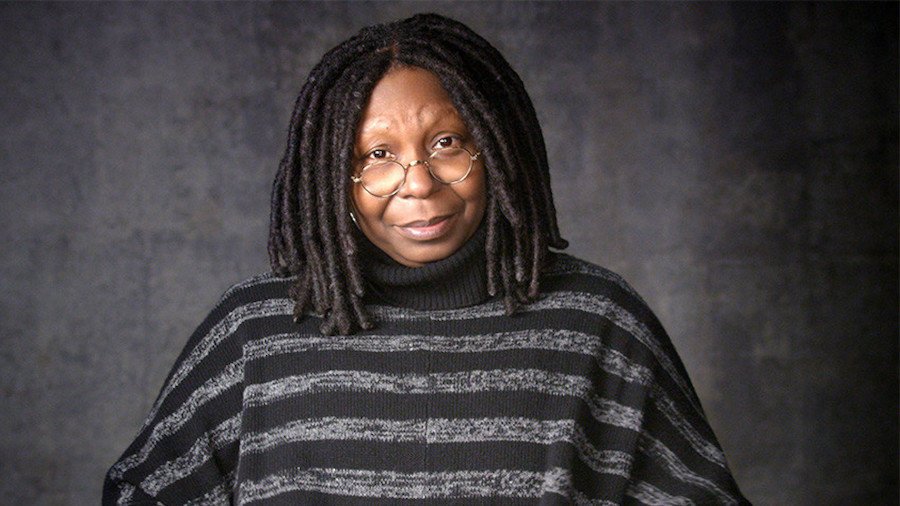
[394, 214, 456, 240]
[398, 215, 451, 228]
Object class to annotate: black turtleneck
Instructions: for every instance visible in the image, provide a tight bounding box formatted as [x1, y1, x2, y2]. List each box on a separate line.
[356, 220, 491, 310]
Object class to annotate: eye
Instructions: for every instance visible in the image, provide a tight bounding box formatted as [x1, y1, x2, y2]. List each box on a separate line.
[364, 148, 393, 162]
[433, 136, 458, 150]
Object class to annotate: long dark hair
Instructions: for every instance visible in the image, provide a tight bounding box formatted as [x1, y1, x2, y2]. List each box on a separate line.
[268, 13, 568, 335]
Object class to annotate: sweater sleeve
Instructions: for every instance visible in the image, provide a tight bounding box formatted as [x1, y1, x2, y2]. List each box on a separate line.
[546, 255, 749, 504]
[623, 351, 749, 504]
[612, 288, 749, 504]
[104, 291, 248, 506]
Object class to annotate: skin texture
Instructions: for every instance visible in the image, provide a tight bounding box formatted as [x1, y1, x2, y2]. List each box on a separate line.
[350, 66, 487, 267]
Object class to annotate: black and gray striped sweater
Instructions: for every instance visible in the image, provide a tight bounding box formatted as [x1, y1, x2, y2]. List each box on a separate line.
[104, 230, 747, 505]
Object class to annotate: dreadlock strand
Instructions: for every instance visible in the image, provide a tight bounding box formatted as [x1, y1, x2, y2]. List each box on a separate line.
[484, 194, 501, 298]
[313, 83, 353, 333]
[295, 149, 327, 313]
[527, 212, 544, 299]
[314, 54, 389, 334]
[298, 74, 343, 314]
[271, 92, 314, 276]
[497, 229, 518, 315]
[267, 164, 288, 275]
[350, 294, 374, 331]
[334, 55, 393, 306]
[429, 22, 563, 287]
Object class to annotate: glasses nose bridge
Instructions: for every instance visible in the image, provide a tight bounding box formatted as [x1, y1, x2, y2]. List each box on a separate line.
[397, 142, 432, 170]
[399, 156, 433, 181]
[397, 156, 436, 193]
[403, 157, 429, 171]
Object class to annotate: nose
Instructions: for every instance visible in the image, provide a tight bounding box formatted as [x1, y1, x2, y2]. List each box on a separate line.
[396, 154, 438, 199]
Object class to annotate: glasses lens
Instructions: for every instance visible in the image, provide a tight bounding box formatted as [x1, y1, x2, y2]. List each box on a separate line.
[361, 161, 405, 196]
[429, 148, 473, 184]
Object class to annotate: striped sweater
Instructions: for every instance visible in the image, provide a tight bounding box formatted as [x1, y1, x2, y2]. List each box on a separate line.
[104, 242, 747, 505]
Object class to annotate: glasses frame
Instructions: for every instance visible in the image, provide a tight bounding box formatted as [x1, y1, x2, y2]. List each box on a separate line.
[350, 146, 481, 198]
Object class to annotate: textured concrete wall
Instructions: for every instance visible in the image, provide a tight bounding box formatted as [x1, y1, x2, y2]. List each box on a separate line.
[1, 2, 896, 504]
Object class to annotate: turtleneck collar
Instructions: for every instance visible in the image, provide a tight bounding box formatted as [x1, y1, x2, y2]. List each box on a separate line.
[356, 220, 491, 310]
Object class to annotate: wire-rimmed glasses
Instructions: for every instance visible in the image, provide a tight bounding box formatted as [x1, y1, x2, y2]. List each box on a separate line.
[351, 147, 481, 198]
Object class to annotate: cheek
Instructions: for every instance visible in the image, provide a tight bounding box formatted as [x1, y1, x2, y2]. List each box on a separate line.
[460, 167, 488, 212]
[351, 186, 387, 226]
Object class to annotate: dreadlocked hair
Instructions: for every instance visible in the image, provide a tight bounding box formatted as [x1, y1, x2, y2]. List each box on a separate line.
[268, 13, 568, 336]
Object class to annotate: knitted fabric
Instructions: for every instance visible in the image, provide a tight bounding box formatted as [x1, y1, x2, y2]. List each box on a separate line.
[104, 243, 747, 505]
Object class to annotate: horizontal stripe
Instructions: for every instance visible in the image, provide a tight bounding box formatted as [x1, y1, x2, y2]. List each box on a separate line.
[649, 383, 727, 468]
[244, 328, 653, 393]
[367, 290, 700, 415]
[544, 254, 644, 301]
[142, 415, 241, 495]
[238, 466, 575, 503]
[242, 416, 423, 450]
[574, 492, 619, 506]
[243, 366, 642, 434]
[598, 346, 654, 386]
[241, 416, 633, 481]
[245, 327, 655, 387]
[111, 359, 244, 479]
[115, 483, 134, 506]
[238, 292, 697, 425]
[626, 481, 694, 506]
[589, 396, 643, 432]
[526, 292, 699, 416]
[127, 298, 288, 447]
[219, 273, 279, 302]
[108, 260, 744, 505]
[245, 327, 602, 358]
[638, 433, 737, 504]
[185, 470, 236, 506]
[245, 368, 590, 406]
[596, 344, 727, 470]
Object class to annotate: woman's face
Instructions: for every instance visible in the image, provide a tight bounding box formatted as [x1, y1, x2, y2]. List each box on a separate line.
[350, 66, 487, 267]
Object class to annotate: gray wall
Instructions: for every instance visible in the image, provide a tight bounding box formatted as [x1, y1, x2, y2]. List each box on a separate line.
[1, 2, 896, 504]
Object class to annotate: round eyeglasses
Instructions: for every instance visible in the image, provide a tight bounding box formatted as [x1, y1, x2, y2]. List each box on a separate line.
[351, 147, 481, 198]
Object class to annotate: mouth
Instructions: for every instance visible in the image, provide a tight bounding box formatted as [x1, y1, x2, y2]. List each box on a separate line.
[395, 214, 456, 240]
[398, 215, 451, 228]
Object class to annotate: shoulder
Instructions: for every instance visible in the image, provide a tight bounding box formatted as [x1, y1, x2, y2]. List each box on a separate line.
[540, 252, 704, 410]
[541, 252, 650, 315]
[538, 252, 668, 365]
[543, 253, 640, 293]
[201, 272, 295, 330]
[216, 272, 293, 309]
[539, 252, 667, 350]
[163, 272, 296, 379]
[142, 273, 297, 421]
[189, 272, 299, 347]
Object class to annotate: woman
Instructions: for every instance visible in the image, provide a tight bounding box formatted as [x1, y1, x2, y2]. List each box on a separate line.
[105, 13, 748, 505]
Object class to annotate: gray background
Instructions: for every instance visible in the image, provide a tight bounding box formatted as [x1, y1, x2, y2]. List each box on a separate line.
[1, 2, 896, 504]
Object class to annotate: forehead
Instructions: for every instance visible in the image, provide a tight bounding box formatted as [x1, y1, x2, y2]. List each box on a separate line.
[356, 66, 463, 138]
